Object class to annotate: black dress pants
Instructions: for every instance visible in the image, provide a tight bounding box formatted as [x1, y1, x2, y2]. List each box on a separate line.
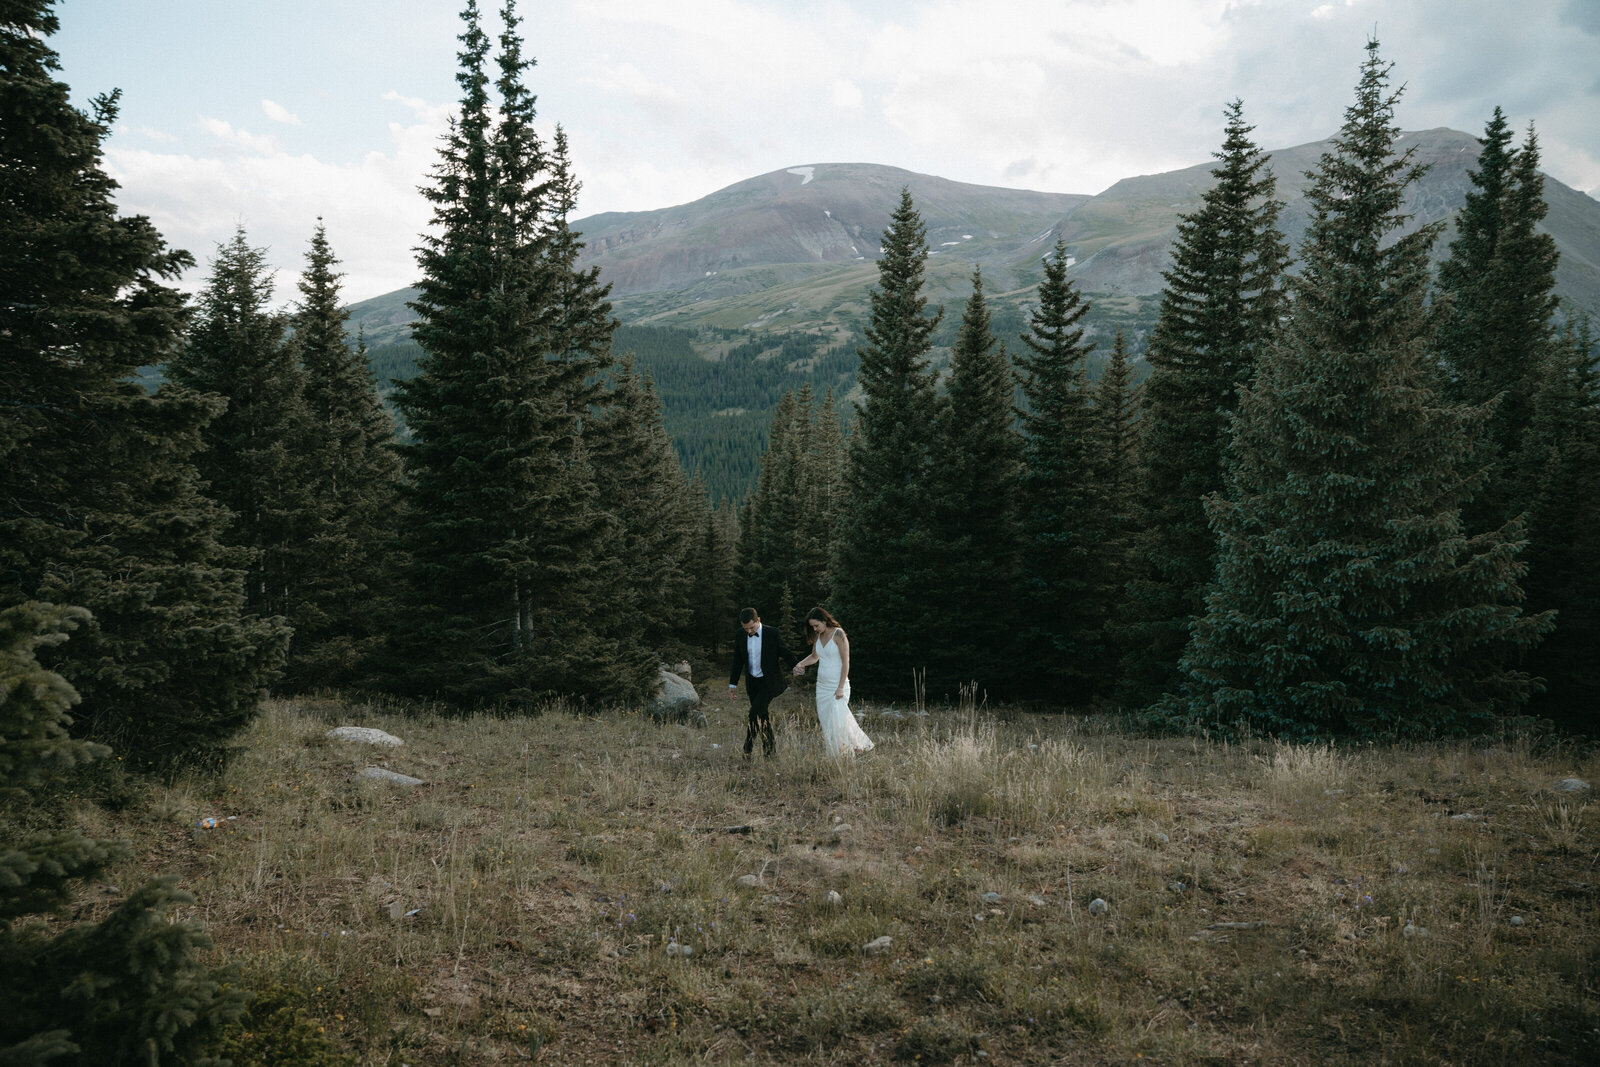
[743, 676, 782, 757]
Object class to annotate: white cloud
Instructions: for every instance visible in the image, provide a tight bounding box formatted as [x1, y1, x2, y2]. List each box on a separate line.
[261, 99, 302, 125]
[199, 117, 284, 155]
[129, 124, 176, 143]
[832, 79, 863, 110]
[107, 94, 452, 303]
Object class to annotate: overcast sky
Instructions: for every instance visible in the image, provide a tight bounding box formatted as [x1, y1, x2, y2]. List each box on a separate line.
[50, 0, 1600, 305]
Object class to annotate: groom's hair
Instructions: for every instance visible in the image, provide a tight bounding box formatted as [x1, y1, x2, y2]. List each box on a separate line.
[738, 608, 759, 624]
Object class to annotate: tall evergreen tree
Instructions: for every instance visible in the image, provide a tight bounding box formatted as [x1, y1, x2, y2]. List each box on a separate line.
[588, 356, 699, 663]
[1171, 42, 1549, 739]
[831, 189, 943, 697]
[793, 387, 845, 622]
[1118, 101, 1288, 708]
[925, 269, 1022, 699]
[168, 227, 311, 625]
[1093, 329, 1140, 632]
[1435, 112, 1561, 526]
[739, 390, 805, 618]
[0, 603, 246, 1063]
[1515, 318, 1600, 728]
[687, 495, 740, 654]
[1, 0, 285, 766]
[1014, 239, 1101, 702]
[280, 222, 403, 690]
[392, 0, 634, 704]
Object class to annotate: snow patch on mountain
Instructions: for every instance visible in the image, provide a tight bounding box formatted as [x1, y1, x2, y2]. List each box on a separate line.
[787, 166, 816, 184]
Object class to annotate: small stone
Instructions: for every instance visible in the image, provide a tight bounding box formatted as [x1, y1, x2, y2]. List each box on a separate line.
[357, 767, 424, 786]
[861, 935, 893, 957]
[830, 823, 853, 842]
[1027, 895, 1047, 907]
[736, 875, 760, 888]
[981, 892, 1003, 904]
[1426, 847, 1441, 856]
[833, 814, 844, 824]
[824, 890, 843, 906]
[1509, 915, 1524, 927]
[1168, 881, 1186, 893]
[1450, 812, 1480, 821]
[666, 942, 694, 958]
[1088, 897, 1109, 916]
[388, 901, 404, 921]
[327, 726, 403, 746]
[1554, 778, 1591, 793]
[1152, 832, 1169, 844]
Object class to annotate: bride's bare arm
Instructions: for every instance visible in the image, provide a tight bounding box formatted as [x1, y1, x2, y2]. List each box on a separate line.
[836, 631, 850, 689]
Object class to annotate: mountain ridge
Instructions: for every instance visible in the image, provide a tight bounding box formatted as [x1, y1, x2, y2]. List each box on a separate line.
[350, 127, 1600, 348]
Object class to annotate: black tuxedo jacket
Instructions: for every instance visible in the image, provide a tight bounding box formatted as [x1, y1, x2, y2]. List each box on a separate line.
[728, 624, 797, 695]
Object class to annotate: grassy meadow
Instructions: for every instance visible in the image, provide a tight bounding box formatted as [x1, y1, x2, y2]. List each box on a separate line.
[69, 683, 1599, 1065]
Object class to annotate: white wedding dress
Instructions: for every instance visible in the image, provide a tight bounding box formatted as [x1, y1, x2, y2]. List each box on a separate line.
[815, 630, 873, 756]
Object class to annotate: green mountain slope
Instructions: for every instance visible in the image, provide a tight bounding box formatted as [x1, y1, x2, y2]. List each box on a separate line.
[347, 133, 1600, 502]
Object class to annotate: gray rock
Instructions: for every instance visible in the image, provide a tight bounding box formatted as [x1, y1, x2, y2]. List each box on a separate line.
[735, 874, 761, 888]
[358, 767, 423, 786]
[1402, 920, 1430, 939]
[1026, 895, 1047, 907]
[666, 942, 694, 957]
[670, 661, 693, 681]
[981, 892, 1003, 904]
[824, 890, 843, 906]
[1509, 915, 1524, 927]
[328, 726, 403, 747]
[1088, 897, 1109, 916]
[1152, 832, 1169, 844]
[647, 670, 705, 727]
[861, 935, 893, 956]
[1450, 812, 1481, 821]
[1554, 778, 1591, 793]
[829, 823, 853, 842]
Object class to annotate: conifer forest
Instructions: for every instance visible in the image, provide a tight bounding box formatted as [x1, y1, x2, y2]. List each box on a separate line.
[4, 0, 1600, 1061]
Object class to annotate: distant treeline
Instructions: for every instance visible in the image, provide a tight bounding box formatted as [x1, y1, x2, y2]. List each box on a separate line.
[366, 323, 860, 502]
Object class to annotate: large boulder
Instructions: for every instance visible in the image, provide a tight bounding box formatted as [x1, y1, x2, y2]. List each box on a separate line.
[647, 669, 706, 727]
[327, 726, 403, 746]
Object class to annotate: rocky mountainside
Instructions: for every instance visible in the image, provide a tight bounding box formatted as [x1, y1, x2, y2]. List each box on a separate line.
[349, 128, 1600, 349]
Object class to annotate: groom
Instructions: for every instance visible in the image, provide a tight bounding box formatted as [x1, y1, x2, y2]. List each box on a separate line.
[726, 608, 797, 759]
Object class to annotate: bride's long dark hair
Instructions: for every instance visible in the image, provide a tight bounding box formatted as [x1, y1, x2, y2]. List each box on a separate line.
[805, 606, 840, 645]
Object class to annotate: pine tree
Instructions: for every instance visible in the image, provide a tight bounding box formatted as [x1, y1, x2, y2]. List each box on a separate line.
[283, 222, 403, 690]
[1093, 329, 1140, 634]
[739, 391, 805, 617]
[392, 0, 630, 704]
[1014, 239, 1101, 702]
[0, 603, 245, 1062]
[925, 268, 1022, 699]
[1118, 101, 1288, 708]
[1, 0, 286, 766]
[793, 388, 845, 621]
[687, 494, 740, 654]
[588, 356, 699, 667]
[1435, 112, 1561, 527]
[168, 227, 310, 626]
[831, 189, 943, 697]
[1172, 42, 1549, 739]
[1515, 319, 1600, 728]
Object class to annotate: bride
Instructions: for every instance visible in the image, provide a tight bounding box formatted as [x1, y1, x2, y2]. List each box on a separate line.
[792, 607, 874, 756]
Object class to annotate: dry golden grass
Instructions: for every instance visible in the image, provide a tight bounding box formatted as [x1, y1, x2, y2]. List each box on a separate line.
[72, 689, 1600, 1065]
